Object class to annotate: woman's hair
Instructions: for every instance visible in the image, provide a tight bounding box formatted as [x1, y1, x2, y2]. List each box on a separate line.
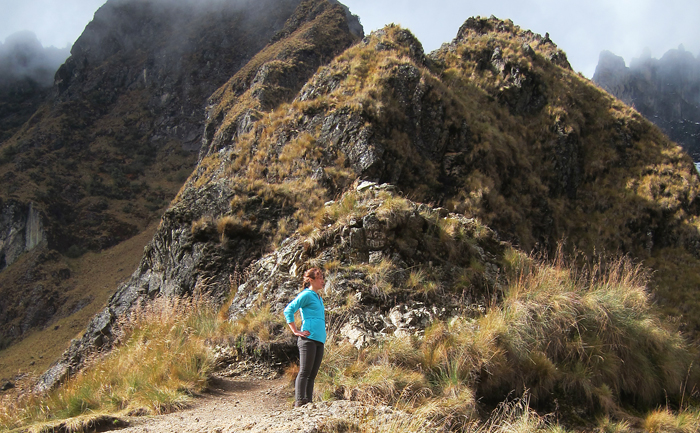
[302, 267, 323, 289]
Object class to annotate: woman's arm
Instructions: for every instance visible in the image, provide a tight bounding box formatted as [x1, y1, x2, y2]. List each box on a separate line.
[284, 291, 311, 337]
[287, 322, 310, 337]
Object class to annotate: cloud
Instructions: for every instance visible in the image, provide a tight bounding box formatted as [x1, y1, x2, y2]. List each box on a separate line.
[0, 0, 108, 49]
[0, 31, 70, 87]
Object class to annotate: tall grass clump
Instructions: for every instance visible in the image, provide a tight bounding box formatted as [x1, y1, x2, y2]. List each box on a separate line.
[643, 408, 700, 433]
[477, 253, 695, 409]
[0, 296, 219, 431]
[316, 251, 697, 431]
[228, 303, 288, 349]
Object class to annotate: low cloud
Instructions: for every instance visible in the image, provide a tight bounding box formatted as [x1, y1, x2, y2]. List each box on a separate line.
[0, 31, 70, 87]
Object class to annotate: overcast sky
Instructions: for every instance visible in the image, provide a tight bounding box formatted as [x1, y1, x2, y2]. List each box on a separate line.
[1, 0, 698, 78]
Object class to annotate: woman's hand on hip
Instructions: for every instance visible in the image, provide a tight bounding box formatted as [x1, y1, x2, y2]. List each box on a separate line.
[288, 323, 310, 337]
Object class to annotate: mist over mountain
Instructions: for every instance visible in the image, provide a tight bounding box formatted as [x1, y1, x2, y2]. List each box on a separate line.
[0, 31, 69, 87]
[0, 31, 70, 143]
[593, 46, 700, 161]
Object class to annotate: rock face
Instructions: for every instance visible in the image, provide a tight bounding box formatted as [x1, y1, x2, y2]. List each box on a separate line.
[35, 0, 363, 392]
[0, 0, 322, 259]
[227, 182, 505, 351]
[0, 199, 46, 271]
[593, 48, 700, 160]
[37, 15, 700, 392]
[54, 0, 302, 153]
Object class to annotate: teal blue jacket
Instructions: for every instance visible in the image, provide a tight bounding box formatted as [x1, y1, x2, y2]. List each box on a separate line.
[283, 288, 326, 344]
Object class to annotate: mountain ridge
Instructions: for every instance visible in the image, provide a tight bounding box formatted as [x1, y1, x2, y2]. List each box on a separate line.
[0, 0, 361, 361]
[35, 15, 700, 394]
[593, 47, 700, 162]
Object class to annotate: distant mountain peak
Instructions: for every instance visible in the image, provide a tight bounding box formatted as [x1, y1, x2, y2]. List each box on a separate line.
[0, 30, 69, 87]
[593, 47, 700, 161]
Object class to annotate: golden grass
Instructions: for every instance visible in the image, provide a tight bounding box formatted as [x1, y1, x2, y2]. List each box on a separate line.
[315, 250, 697, 431]
[643, 408, 700, 433]
[0, 296, 219, 431]
[229, 304, 286, 346]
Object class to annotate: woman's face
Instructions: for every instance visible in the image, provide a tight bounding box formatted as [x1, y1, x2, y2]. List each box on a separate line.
[309, 273, 325, 292]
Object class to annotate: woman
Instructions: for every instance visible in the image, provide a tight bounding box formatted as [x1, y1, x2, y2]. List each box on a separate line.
[283, 267, 326, 408]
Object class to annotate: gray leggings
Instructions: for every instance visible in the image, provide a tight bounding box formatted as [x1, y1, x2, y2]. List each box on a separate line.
[296, 337, 324, 402]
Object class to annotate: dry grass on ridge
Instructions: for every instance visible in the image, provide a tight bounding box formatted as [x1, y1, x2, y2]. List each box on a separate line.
[2, 247, 699, 432]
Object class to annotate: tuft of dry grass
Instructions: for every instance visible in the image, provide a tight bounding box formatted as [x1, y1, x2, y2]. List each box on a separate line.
[314, 250, 698, 431]
[229, 304, 287, 347]
[0, 296, 219, 431]
[643, 409, 700, 433]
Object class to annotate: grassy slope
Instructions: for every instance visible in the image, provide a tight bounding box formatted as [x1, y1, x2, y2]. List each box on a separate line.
[0, 222, 158, 380]
[3, 14, 700, 433]
[0, 93, 194, 250]
[2, 190, 697, 431]
[193, 20, 700, 334]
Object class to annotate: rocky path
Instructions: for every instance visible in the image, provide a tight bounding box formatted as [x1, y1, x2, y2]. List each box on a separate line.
[117, 377, 290, 433]
[114, 376, 405, 433]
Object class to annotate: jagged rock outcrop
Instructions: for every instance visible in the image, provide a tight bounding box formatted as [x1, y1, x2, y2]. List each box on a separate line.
[227, 182, 505, 351]
[0, 199, 46, 271]
[35, 0, 363, 392]
[53, 0, 303, 152]
[593, 48, 700, 160]
[37, 15, 700, 393]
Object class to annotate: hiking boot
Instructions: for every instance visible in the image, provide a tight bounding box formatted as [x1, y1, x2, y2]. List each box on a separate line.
[294, 398, 309, 408]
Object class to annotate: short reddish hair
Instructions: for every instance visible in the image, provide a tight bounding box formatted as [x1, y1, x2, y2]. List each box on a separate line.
[302, 267, 323, 289]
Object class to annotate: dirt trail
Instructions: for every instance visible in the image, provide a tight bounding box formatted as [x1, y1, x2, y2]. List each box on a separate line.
[114, 376, 405, 433]
[117, 377, 292, 433]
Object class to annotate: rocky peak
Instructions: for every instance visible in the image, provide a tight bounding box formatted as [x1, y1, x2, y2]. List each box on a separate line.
[55, 0, 305, 150]
[200, 0, 363, 159]
[33, 13, 700, 398]
[592, 51, 632, 104]
[455, 16, 571, 70]
[593, 47, 700, 160]
[0, 0, 361, 366]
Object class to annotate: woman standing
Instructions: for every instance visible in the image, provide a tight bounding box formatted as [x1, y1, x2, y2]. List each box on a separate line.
[284, 267, 326, 407]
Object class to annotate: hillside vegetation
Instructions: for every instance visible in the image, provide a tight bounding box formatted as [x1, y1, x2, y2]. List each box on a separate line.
[2, 189, 698, 432]
[3, 6, 700, 433]
[190, 19, 700, 331]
